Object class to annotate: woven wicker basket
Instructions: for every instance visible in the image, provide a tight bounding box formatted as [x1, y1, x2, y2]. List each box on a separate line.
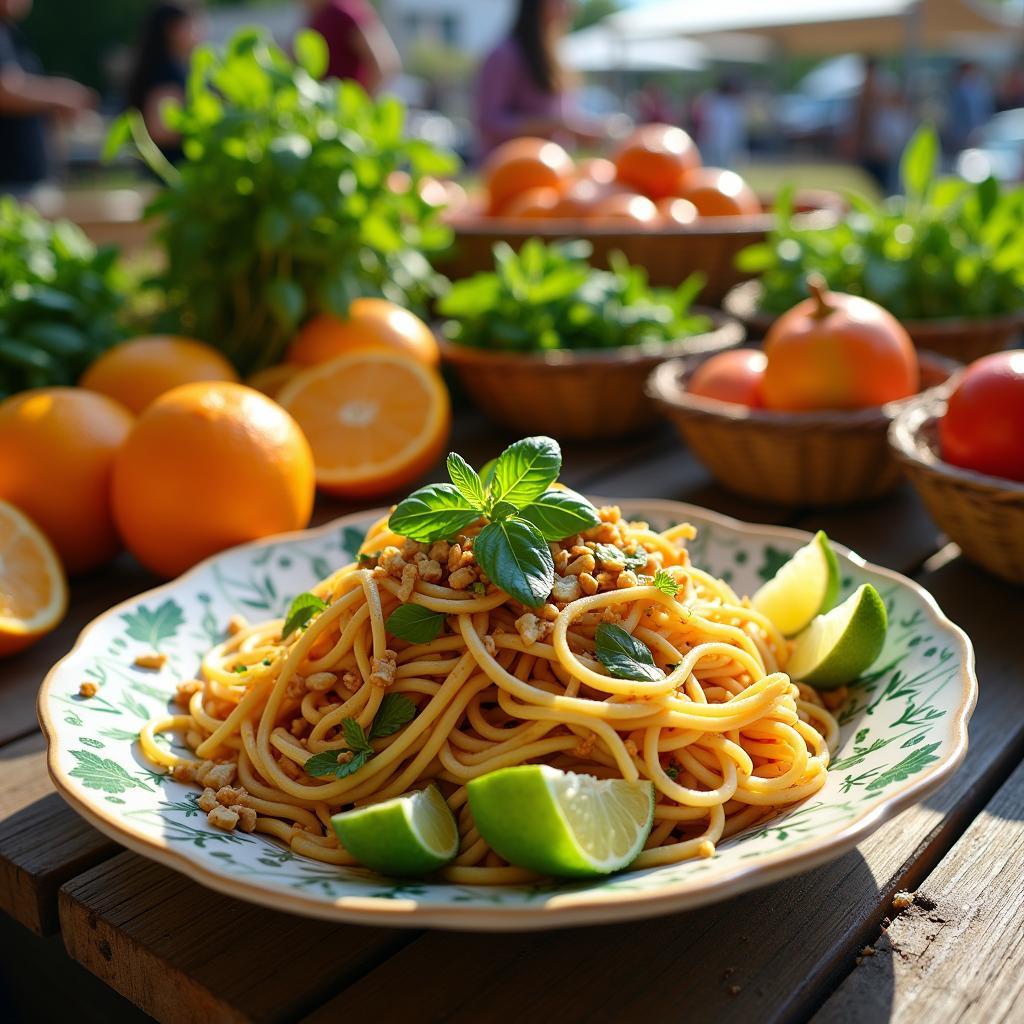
[440, 194, 841, 304]
[439, 311, 744, 441]
[889, 392, 1024, 584]
[646, 352, 959, 507]
[723, 280, 1024, 362]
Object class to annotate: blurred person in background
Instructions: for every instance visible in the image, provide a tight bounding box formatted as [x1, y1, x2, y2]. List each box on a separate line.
[125, 2, 204, 164]
[946, 61, 993, 154]
[475, 0, 603, 156]
[0, 0, 95, 193]
[303, 0, 400, 93]
[694, 76, 747, 168]
[846, 56, 886, 188]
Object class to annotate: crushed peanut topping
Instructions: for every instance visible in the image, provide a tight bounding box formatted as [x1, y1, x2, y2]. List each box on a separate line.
[133, 652, 167, 670]
[78, 681, 98, 699]
[226, 614, 248, 636]
[369, 650, 398, 688]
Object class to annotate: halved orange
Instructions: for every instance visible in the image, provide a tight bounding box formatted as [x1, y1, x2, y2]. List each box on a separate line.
[277, 352, 450, 499]
[0, 500, 68, 657]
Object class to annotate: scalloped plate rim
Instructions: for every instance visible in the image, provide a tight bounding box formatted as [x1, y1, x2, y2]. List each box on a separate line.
[38, 498, 978, 931]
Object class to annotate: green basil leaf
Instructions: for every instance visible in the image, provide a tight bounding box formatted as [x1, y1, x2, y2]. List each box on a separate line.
[479, 457, 498, 490]
[385, 604, 446, 645]
[266, 278, 305, 330]
[342, 717, 373, 754]
[489, 500, 518, 521]
[517, 488, 601, 541]
[900, 124, 938, 200]
[293, 28, 329, 79]
[388, 483, 482, 542]
[594, 623, 664, 682]
[490, 436, 561, 506]
[304, 748, 370, 779]
[594, 543, 649, 573]
[651, 570, 680, 597]
[281, 592, 327, 639]
[446, 452, 485, 507]
[473, 519, 554, 609]
[369, 693, 417, 738]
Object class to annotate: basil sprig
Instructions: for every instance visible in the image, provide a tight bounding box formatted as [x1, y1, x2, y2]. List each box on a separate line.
[385, 604, 447, 644]
[281, 592, 328, 640]
[388, 436, 601, 608]
[594, 623, 664, 683]
[304, 694, 416, 779]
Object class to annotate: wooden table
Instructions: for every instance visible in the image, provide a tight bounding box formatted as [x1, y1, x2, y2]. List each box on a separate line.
[2, 411, 1021, 1024]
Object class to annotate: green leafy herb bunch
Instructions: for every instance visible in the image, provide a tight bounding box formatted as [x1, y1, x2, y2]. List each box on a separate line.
[107, 27, 458, 374]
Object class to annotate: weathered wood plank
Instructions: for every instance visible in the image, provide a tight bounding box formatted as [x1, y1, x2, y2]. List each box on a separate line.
[59, 851, 413, 1024]
[813, 755, 1024, 1024]
[0, 734, 117, 935]
[303, 557, 1017, 1024]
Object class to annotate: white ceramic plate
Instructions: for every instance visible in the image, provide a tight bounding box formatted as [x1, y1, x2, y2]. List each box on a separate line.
[39, 500, 977, 930]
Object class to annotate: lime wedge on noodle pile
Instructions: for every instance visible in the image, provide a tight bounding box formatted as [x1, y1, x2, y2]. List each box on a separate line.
[331, 784, 458, 876]
[752, 530, 841, 637]
[786, 583, 888, 689]
[467, 765, 655, 878]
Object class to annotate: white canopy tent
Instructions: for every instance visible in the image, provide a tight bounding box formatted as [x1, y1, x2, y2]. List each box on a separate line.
[607, 0, 1024, 55]
[560, 25, 708, 72]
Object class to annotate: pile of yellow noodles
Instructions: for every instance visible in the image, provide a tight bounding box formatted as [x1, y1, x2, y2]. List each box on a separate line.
[140, 513, 838, 884]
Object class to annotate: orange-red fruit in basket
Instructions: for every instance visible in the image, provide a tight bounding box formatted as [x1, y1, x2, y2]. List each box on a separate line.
[682, 168, 762, 218]
[483, 137, 574, 213]
[112, 382, 315, 579]
[762, 279, 918, 412]
[80, 335, 238, 414]
[588, 192, 660, 226]
[939, 350, 1024, 482]
[688, 349, 767, 407]
[498, 186, 561, 219]
[287, 298, 439, 368]
[656, 196, 699, 226]
[613, 123, 700, 200]
[0, 388, 133, 574]
[575, 157, 617, 187]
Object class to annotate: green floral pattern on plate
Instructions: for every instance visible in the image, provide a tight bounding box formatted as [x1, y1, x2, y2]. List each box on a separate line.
[40, 501, 976, 928]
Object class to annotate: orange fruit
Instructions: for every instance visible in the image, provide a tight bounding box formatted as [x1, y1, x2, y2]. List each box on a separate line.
[80, 335, 238, 415]
[762, 280, 918, 411]
[277, 352, 450, 499]
[112, 382, 315, 578]
[0, 500, 68, 657]
[688, 349, 767, 407]
[0, 388, 133, 574]
[246, 363, 301, 399]
[656, 196, 699, 226]
[575, 157, 617, 187]
[483, 137, 574, 213]
[682, 169, 762, 218]
[613, 124, 701, 200]
[587, 193, 660, 227]
[551, 178, 616, 218]
[287, 298, 439, 369]
[498, 186, 561, 219]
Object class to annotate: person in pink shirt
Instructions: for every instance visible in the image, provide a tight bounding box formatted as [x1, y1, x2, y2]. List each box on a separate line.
[476, 0, 601, 156]
[304, 0, 400, 94]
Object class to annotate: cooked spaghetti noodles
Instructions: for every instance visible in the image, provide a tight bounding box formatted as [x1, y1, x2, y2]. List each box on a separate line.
[140, 506, 838, 883]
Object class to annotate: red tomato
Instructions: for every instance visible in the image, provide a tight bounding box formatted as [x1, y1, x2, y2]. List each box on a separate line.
[939, 350, 1024, 482]
[688, 349, 767, 407]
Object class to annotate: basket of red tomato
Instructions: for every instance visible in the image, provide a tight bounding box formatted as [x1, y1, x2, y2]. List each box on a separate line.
[441, 126, 842, 303]
[888, 351, 1024, 583]
[646, 277, 959, 506]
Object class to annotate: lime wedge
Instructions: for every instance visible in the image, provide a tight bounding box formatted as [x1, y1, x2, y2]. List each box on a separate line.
[752, 530, 841, 637]
[786, 583, 888, 689]
[331, 784, 458, 876]
[467, 765, 655, 878]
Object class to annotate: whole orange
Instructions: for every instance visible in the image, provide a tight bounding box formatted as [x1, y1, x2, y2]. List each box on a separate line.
[287, 298, 439, 369]
[656, 196, 699, 226]
[551, 178, 615, 218]
[483, 137, 574, 213]
[80, 335, 238, 414]
[613, 124, 701, 200]
[683, 168, 762, 218]
[762, 279, 919, 411]
[575, 157, 617, 187]
[587, 192, 660, 227]
[112, 382, 315, 578]
[0, 388, 133, 574]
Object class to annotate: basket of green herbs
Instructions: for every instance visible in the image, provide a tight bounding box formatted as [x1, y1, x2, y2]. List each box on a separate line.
[0, 197, 125, 398]
[727, 126, 1024, 362]
[106, 28, 457, 375]
[437, 238, 744, 439]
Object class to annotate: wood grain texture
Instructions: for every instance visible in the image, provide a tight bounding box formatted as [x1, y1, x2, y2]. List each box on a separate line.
[814, 755, 1024, 1024]
[0, 734, 117, 935]
[59, 852, 413, 1024]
